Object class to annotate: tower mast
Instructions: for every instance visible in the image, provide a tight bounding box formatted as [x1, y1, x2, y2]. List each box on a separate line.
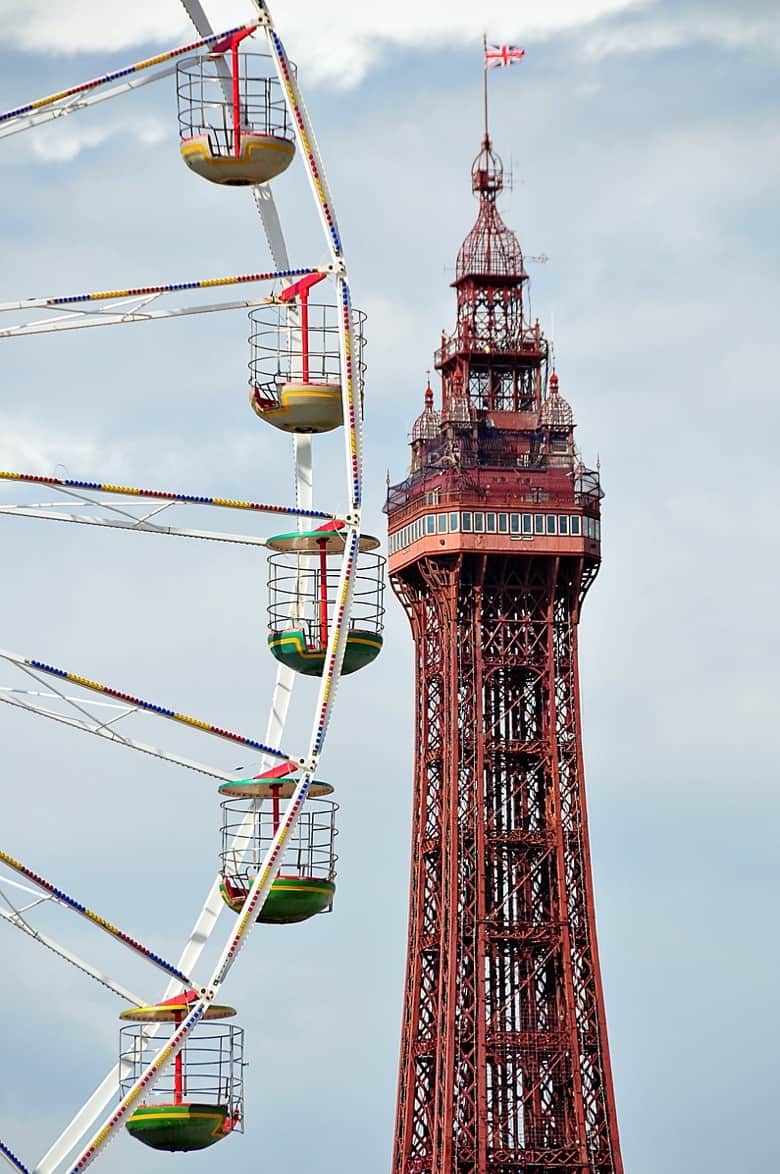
[386, 122, 623, 1174]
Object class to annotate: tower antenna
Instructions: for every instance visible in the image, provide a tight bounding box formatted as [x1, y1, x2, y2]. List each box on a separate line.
[482, 33, 489, 142]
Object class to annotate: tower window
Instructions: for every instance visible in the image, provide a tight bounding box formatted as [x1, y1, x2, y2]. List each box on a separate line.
[426, 515, 436, 535]
[534, 514, 544, 534]
[462, 512, 473, 532]
[474, 512, 485, 532]
[546, 514, 556, 535]
[559, 515, 569, 536]
[437, 514, 447, 533]
[498, 514, 508, 533]
[486, 512, 496, 532]
[522, 514, 533, 535]
[450, 512, 460, 532]
[510, 513, 520, 534]
[570, 515, 581, 536]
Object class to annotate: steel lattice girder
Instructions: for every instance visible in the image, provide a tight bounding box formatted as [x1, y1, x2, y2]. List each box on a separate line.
[391, 554, 622, 1174]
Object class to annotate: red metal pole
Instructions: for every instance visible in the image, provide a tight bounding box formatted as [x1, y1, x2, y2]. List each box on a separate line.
[271, 783, 281, 835]
[227, 27, 255, 158]
[300, 286, 310, 384]
[231, 39, 241, 158]
[174, 1010, 184, 1105]
[318, 539, 328, 648]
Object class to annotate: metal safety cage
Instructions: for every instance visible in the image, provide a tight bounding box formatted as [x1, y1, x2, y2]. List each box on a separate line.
[249, 302, 367, 405]
[220, 797, 338, 888]
[267, 548, 385, 646]
[176, 51, 292, 157]
[119, 1022, 245, 1126]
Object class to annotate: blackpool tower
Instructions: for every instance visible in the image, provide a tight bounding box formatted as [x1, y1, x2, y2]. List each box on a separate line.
[385, 130, 623, 1173]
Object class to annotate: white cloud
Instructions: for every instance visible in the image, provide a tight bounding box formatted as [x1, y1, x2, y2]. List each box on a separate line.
[26, 115, 167, 163]
[0, 416, 128, 473]
[2, 0, 776, 89]
[0, 0, 192, 55]
[0, 0, 648, 82]
[29, 123, 110, 162]
[583, 11, 780, 58]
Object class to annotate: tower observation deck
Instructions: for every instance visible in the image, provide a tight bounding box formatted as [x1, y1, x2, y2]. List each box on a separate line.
[385, 135, 623, 1173]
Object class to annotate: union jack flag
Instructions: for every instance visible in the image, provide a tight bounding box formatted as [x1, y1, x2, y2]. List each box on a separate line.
[484, 43, 526, 69]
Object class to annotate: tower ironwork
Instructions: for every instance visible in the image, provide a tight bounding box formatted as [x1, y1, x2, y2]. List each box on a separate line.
[386, 134, 623, 1174]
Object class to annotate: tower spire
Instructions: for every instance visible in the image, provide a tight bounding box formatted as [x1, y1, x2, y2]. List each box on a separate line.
[482, 32, 489, 144]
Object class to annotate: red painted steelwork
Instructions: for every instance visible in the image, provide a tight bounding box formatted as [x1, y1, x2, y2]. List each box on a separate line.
[317, 540, 330, 647]
[386, 136, 622, 1174]
[278, 272, 327, 383]
[228, 28, 256, 157]
[173, 1009, 184, 1105]
[301, 290, 310, 383]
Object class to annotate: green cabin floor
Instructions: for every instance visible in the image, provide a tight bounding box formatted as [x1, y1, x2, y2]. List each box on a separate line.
[220, 875, 335, 924]
[268, 629, 382, 677]
[126, 1103, 232, 1151]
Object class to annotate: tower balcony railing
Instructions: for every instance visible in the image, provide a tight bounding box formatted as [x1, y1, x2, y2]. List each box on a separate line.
[385, 467, 602, 522]
[385, 483, 601, 532]
[435, 325, 544, 366]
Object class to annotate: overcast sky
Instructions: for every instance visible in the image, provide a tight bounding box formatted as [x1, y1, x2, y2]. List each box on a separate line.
[0, 1, 778, 1172]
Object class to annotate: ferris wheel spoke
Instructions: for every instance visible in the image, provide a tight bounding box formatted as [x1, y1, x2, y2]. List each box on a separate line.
[307, 525, 360, 755]
[0, 295, 286, 337]
[336, 275, 364, 511]
[259, 3, 343, 263]
[0, 1138, 30, 1174]
[0, 470, 334, 532]
[0, 688, 252, 781]
[0, 266, 330, 339]
[0, 66, 181, 141]
[251, 184, 291, 270]
[0, 848, 194, 987]
[0, 504, 276, 545]
[0, 652, 291, 760]
[0, 24, 259, 140]
[0, 902, 145, 1007]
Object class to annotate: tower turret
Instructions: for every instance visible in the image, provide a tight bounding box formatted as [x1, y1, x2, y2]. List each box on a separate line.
[410, 378, 442, 472]
[539, 369, 576, 467]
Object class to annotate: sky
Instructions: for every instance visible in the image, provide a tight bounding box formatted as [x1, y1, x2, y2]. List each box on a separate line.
[0, 0, 778, 1171]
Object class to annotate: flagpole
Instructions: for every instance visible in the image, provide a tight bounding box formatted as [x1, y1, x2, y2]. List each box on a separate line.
[482, 32, 489, 143]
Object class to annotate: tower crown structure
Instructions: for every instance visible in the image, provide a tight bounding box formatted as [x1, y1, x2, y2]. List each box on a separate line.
[386, 131, 621, 1174]
[456, 137, 524, 281]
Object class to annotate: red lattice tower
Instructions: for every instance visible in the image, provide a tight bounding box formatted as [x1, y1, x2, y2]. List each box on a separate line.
[386, 135, 623, 1174]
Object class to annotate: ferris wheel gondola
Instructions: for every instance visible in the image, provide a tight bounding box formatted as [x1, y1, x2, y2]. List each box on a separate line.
[0, 1, 382, 1169]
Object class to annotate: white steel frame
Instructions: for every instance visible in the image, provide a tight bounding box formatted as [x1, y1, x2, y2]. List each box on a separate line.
[0, 1, 367, 1170]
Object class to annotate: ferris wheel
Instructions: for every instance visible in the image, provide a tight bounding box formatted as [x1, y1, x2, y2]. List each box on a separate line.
[0, 2, 384, 1170]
